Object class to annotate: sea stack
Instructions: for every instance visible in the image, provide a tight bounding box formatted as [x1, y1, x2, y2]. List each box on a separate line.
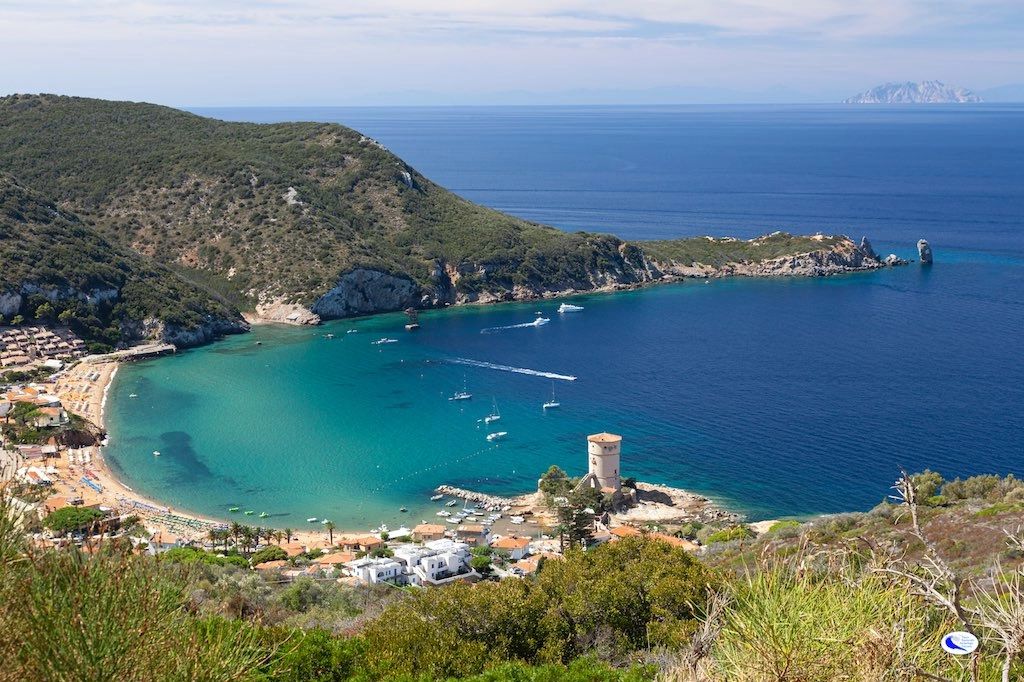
[917, 239, 933, 264]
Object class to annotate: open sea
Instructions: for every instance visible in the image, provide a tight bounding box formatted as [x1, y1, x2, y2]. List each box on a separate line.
[104, 105, 1024, 529]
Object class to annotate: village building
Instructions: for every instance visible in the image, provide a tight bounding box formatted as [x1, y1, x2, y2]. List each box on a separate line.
[490, 535, 532, 561]
[345, 538, 475, 587]
[411, 522, 446, 542]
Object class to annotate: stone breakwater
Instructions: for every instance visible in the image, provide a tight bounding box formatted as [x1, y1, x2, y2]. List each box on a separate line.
[437, 482, 741, 527]
[434, 485, 516, 508]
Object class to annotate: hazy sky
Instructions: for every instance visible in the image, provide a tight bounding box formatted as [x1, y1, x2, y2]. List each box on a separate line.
[2, 0, 1021, 105]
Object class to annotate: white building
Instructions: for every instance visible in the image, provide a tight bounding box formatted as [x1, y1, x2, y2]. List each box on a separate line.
[576, 432, 622, 492]
[345, 556, 404, 585]
[348, 539, 474, 587]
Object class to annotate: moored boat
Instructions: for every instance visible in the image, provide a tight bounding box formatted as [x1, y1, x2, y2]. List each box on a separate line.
[558, 303, 584, 313]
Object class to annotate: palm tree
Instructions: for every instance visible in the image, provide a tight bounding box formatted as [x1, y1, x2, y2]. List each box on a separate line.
[324, 521, 335, 546]
[207, 527, 219, 549]
[273, 530, 283, 545]
[228, 522, 242, 551]
[283, 527, 293, 544]
[240, 526, 254, 556]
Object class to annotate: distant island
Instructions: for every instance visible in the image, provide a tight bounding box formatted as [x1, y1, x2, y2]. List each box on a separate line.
[844, 80, 982, 104]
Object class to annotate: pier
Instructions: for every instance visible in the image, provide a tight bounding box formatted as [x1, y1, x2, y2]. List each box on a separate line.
[81, 343, 176, 364]
[434, 485, 517, 508]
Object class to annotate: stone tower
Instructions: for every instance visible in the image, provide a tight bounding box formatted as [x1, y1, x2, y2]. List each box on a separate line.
[587, 432, 621, 491]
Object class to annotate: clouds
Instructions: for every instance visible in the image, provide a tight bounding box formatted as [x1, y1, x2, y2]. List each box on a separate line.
[1, 0, 1021, 104]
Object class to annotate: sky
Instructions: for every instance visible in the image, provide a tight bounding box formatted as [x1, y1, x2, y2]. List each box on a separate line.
[2, 0, 1022, 105]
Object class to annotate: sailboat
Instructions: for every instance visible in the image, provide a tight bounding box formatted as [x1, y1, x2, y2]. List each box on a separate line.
[484, 397, 501, 424]
[542, 382, 560, 409]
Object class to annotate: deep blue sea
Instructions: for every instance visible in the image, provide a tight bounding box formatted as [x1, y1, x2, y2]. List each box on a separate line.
[104, 105, 1024, 530]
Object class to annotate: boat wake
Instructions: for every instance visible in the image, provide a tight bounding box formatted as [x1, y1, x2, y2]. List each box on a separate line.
[480, 316, 550, 334]
[452, 357, 577, 381]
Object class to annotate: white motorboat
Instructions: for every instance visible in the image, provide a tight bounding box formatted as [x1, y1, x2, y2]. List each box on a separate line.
[307, 517, 318, 523]
[486, 431, 507, 442]
[371, 337, 398, 345]
[532, 316, 550, 326]
[430, 493, 444, 501]
[449, 376, 472, 401]
[558, 303, 584, 313]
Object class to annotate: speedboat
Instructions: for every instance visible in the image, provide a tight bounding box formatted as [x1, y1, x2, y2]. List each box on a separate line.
[399, 506, 408, 512]
[371, 337, 398, 345]
[449, 391, 472, 401]
[259, 512, 269, 518]
[307, 517, 318, 523]
[558, 303, 584, 313]
[532, 316, 550, 326]
[228, 507, 239, 512]
[436, 511, 452, 517]
[430, 493, 444, 501]
[486, 431, 507, 442]
[446, 499, 458, 507]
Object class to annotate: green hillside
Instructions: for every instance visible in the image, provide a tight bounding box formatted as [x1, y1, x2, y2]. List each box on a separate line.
[0, 94, 652, 310]
[0, 173, 245, 350]
[0, 94, 885, 344]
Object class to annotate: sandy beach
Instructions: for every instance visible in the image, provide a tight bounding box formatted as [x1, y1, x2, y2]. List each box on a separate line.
[47, 357, 338, 548]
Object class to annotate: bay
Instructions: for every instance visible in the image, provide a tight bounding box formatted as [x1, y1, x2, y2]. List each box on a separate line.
[105, 105, 1024, 528]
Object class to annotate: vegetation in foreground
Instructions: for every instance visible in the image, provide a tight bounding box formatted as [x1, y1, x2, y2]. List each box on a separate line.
[5, 471, 1022, 681]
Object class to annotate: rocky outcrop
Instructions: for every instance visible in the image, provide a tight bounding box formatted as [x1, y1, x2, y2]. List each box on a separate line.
[311, 269, 420, 319]
[651, 236, 893, 279]
[253, 300, 321, 325]
[0, 284, 121, 316]
[918, 239, 933, 264]
[120, 315, 249, 349]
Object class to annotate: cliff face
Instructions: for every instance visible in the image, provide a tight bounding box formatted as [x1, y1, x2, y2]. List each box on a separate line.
[265, 235, 897, 323]
[844, 81, 982, 104]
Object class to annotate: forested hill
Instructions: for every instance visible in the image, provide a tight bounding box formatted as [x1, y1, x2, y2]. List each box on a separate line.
[0, 173, 246, 349]
[0, 94, 661, 323]
[0, 94, 889, 344]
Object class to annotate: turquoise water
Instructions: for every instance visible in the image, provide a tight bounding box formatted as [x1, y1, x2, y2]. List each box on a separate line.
[106, 106, 1024, 530]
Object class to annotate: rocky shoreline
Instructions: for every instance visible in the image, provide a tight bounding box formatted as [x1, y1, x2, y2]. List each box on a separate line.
[241, 234, 914, 328]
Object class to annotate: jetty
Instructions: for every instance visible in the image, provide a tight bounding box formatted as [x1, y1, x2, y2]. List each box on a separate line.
[434, 485, 516, 508]
[81, 343, 176, 364]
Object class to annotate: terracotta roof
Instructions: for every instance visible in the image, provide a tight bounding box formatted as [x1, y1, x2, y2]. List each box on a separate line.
[492, 536, 531, 550]
[315, 552, 356, 566]
[282, 542, 306, 557]
[611, 526, 642, 538]
[413, 523, 446, 534]
[254, 559, 288, 571]
[587, 432, 621, 443]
